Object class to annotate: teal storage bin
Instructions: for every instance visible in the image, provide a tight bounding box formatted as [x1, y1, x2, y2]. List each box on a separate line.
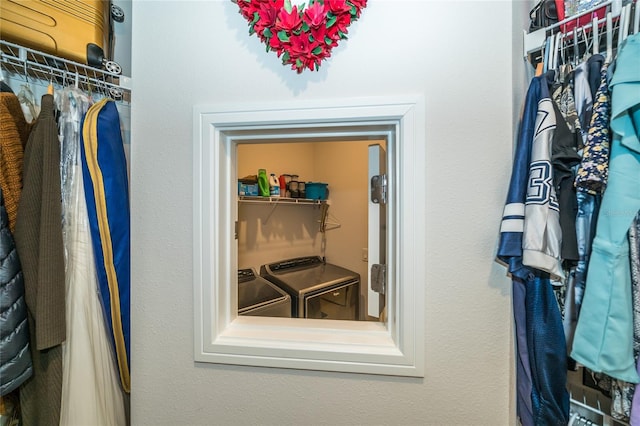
[305, 182, 328, 200]
[238, 181, 259, 196]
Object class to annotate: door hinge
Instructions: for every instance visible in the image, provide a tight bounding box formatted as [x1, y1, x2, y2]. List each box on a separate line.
[235, 221, 239, 240]
[371, 263, 386, 294]
[371, 174, 387, 205]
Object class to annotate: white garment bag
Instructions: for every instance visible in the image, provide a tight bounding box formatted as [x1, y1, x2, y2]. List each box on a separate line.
[57, 88, 126, 426]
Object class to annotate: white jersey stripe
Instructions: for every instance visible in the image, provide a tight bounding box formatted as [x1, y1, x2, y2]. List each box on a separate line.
[503, 203, 525, 217]
[501, 218, 524, 233]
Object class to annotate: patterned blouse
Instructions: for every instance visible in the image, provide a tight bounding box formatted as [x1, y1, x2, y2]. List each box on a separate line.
[574, 64, 611, 195]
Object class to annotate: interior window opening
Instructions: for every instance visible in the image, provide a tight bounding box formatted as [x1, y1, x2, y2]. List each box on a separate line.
[193, 97, 425, 377]
[235, 138, 388, 322]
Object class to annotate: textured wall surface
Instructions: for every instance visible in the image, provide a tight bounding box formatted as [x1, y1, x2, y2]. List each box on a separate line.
[130, 1, 526, 425]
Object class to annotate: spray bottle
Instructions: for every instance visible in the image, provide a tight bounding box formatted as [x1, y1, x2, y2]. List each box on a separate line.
[279, 175, 287, 198]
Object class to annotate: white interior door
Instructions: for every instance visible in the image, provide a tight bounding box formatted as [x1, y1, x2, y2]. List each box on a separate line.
[367, 144, 386, 319]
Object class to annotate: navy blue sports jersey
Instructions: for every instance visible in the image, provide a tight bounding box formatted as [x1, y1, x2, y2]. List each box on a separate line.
[497, 72, 569, 426]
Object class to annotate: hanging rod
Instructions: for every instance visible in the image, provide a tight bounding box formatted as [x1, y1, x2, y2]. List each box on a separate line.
[0, 39, 131, 102]
[548, 0, 619, 33]
[523, 0, 625, 60]
[524, 0, 638, 65]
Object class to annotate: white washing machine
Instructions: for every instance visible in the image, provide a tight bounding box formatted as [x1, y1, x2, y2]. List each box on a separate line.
[237, 268, 291, 317]
[259, 256, 360, 320]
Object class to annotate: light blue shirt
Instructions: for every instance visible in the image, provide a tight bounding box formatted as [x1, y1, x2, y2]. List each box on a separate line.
[571, 33, 640, 384]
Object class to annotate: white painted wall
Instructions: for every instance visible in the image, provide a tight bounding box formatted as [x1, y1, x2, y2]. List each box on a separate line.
[130, 1, 526, 424]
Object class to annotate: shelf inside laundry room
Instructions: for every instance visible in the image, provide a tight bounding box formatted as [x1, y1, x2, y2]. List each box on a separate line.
[238, 196, 327, 205]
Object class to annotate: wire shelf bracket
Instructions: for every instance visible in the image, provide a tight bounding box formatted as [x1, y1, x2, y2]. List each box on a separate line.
[0, 39, 131, 102]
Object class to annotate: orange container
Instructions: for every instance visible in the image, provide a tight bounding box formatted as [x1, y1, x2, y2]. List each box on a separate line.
[0, 0, 112, 67]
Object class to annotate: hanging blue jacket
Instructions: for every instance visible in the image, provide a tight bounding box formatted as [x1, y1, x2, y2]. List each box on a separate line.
[497, 72, 569, 426]
[497, 74, 542, 426]
[0, 187, 33, 395]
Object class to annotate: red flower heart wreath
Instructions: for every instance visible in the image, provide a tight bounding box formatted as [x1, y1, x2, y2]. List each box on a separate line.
[235, 0, 367, 73]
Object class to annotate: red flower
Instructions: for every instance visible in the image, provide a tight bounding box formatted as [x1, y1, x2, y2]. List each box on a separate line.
[310, 25, 327, 44]
[304, 2, 326, 28]
[235, 0, 367, 73]
[269, 31, 284, 52]
[276, 5, 302, 32]
[255, 2, 280, 34]
[335, 10, 352, 34]
[325, 0, 351, 15]
[349, 0, 367, 11]
[325, 26, 341, 46]
[288, 33, 318, 58]
[298, 57, 318, 72]
[236, 1, 256, 20]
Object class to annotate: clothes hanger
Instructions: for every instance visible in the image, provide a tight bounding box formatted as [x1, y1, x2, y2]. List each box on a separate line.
[546, 35, 553, 72]
[556, 31, 567, 70]
[561, 32, 568, 66]
[16, 63, 39, 121]
[47, 68, 54, 95]
[534, 37, 547, 76]
[622, 3, 632, 40]
[552, 31, 563, 72]
[606, 11, 613, 63]
[592, 15, 599, 54]
[547, 32, 556, 71]
[556, 31, 563, 68]
[559, 32, 573, 80]
[17, 85, 38, 122]
[617, 5, 626, 49]
[542, 35, 552, 73]
[580, 26, 591, 62]
[549, 33, 557, 71]
[612, 0, 623, 17]
[572, 27, 580, 65]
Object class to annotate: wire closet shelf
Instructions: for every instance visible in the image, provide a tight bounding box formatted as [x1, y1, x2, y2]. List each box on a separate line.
[523, 0, 638, 65]
[0, 39, 131, 102]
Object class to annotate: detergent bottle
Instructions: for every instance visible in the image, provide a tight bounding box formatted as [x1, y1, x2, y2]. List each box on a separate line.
[258, 169, 269, 197]
[269, 173, 280, 197]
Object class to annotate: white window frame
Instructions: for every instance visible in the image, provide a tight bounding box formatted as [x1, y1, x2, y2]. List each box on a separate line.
[193, 96, 425, 377]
